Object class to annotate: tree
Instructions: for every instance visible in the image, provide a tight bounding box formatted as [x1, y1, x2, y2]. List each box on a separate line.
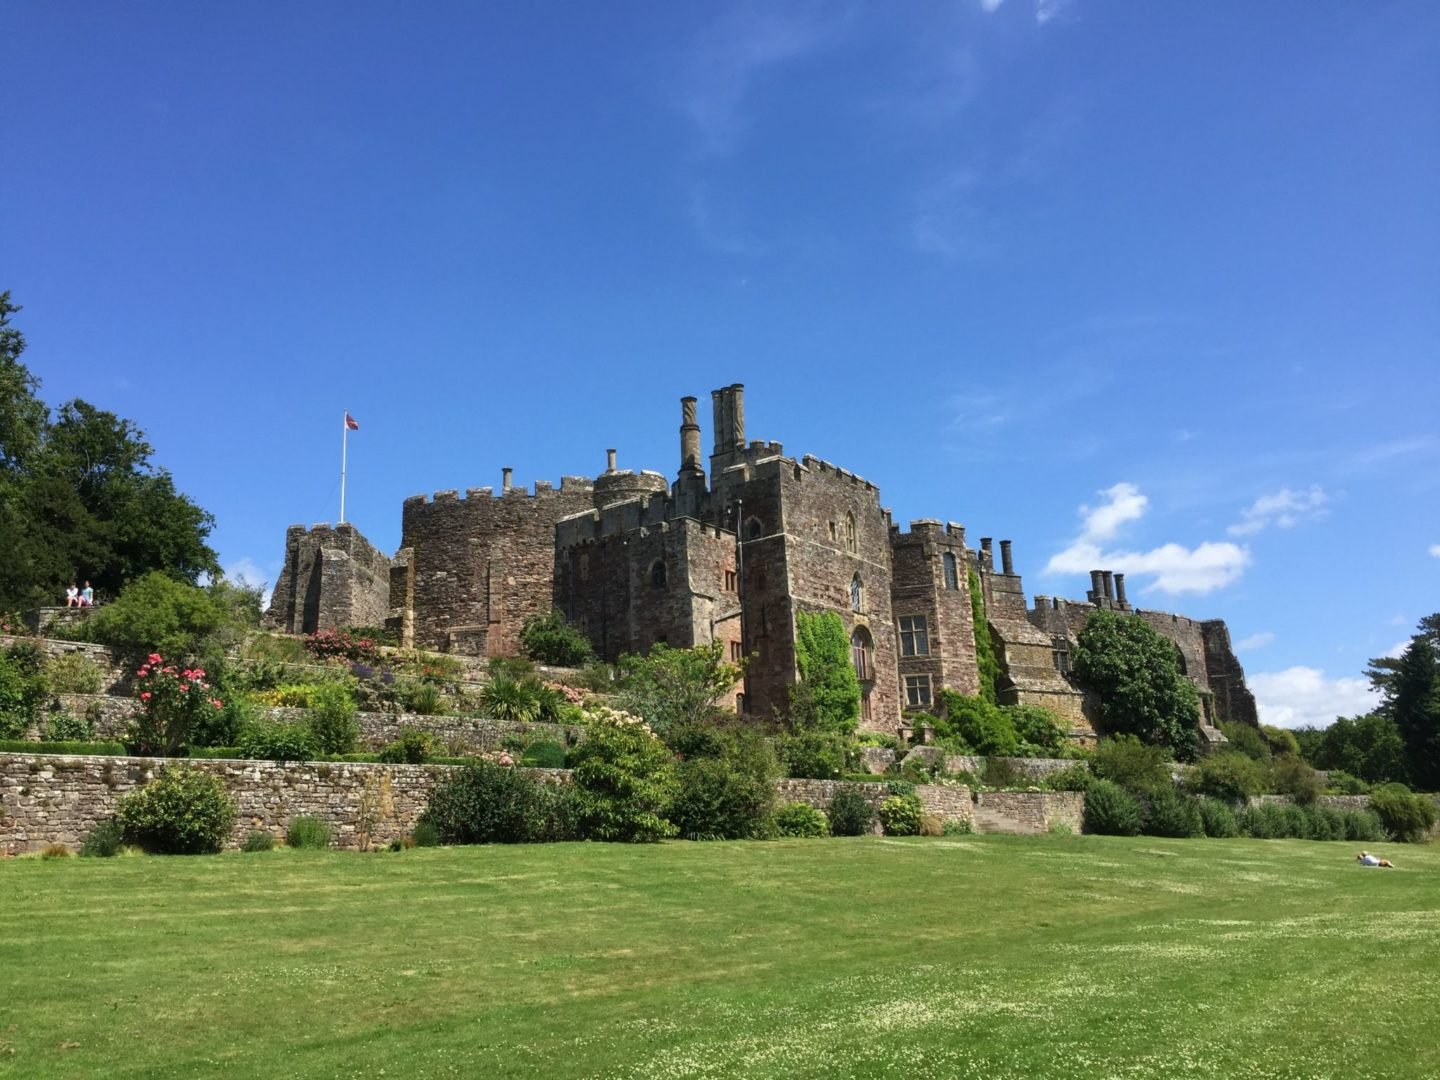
[791, 610, 860, 734]
[614, 642, 744, 737]
[1071, 610, 1201, 760]
[1305, 713, 1407, 785]
[1364, 613, 1440, 706]
[1389, 636, 1440, 791]
[0, 293, 219, 610]
[968, 567, 999, 704]
[519, 610, 595, 667]
[83, 571, 229, 659]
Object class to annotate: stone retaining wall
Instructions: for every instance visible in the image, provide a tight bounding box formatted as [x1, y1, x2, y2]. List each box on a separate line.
[974, 790, 1084, 834]
[0, 636, 129, 694]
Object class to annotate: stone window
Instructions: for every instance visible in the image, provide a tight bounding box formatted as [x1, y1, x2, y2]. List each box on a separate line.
[850, 627, 873, 681]
[899, 615, 930, 657]
[860, 690, 872, 723]
[943, 552, 958, 591]
[850, 574, 863, 612]
[650, 560, 667, 589]
[736, 693, 746, 714]
[729, 640, 744, 663]
[1051, 636, 1071, 674]
[904, 674, 932, 708]
[579, 552, 590, 582]
[724, 570, 737, 592]
[845, 512, 857, 554]
[828, 521, 838, 543]
[745, 517, 763, 541]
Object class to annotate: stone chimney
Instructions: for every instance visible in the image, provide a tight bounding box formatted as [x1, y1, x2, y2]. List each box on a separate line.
[606, 448, 618, 473]
[1000, 539, 1014, 575]
[680, 397, 702, 474]
[502, 467, 513, 492]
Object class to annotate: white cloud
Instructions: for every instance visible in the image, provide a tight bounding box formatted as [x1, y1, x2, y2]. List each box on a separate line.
[1035, 0, 1074, 23]
[1043, 482, 1250, 595]
[1429, 543, 1440, 558]
[1236, 631, 1274, 651]
[680, 4, 849, 156]
[1383, 640, 1410, 660]
[223, 557, 274, 609]
[1250, 667, 1379, 729]
[1228, 485, 1329, 537]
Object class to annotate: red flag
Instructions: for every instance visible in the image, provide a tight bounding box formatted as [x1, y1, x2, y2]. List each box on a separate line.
[345, 412, 360, 430]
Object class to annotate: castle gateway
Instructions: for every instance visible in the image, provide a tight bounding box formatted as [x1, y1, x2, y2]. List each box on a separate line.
[267, 384, 1257, 738]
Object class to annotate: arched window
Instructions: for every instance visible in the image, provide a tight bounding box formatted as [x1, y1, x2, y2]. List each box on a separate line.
[850, 627, 873, 682]
[845, 512, 857, 554]
[745, 516, 763, 541]
[650, 560, 667, 589]
[850, 574, 863, 612]
[943, 552, 959, 591]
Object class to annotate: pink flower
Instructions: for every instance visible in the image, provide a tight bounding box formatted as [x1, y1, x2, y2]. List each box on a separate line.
[192, 668, 205, 678]
[140, 692, 151, 701]
[211, 699, 223, 710]
[147, 653, 163, 664]
[179, 683, 189, 692]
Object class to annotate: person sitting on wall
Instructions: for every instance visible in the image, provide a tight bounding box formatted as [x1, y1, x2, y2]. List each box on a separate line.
[64, 583, 79, 608]
[1357, 851, 1395, 868]
[79, 581, 94, 608]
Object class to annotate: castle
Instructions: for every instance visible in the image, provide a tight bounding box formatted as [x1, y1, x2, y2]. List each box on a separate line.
[265, 384, 1257, 739]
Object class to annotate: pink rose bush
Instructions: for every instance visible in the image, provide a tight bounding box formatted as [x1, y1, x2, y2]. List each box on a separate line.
[127, 653, 225, 756]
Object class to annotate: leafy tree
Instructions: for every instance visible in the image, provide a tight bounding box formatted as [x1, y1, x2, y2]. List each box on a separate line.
[0, 294, 218, 610]
[1072, 610, 1201, 759]
[935, 690, 1018, 756]
[1388, 636, 1440, 791]
[1305, 713, 1407, 785]
[667, 726, 778, 840]
[567, 708, 678, 842]
[519, 610, 595, 667]
[1091, 734, 1173, 794]
[790, 610, 860, 734]
[614, 642, 743, 737]
[1364, 613, 1440, 705]
[968, 568, 999, 704]
[82, 571, 229, 659]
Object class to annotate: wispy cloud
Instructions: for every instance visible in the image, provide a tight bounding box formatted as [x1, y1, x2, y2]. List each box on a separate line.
[1250, 667, 1379, 729]
[1044, 482, 1251, 595]
[1429, 543, 1440, 558]
[224, 557, 275, 609]
[687, 184, 766, 256]
[1236, 631, 1275, 651]
[976, 0, 1076, 23]
[679, 3, 850, 157]
[1228, 485, 1330, 537]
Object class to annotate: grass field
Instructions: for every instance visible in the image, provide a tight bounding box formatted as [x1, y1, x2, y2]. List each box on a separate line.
[2, 835, 1436, 1079]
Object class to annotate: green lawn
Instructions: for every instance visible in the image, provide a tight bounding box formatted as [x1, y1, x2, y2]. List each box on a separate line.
[2, 836, 1436, 1079]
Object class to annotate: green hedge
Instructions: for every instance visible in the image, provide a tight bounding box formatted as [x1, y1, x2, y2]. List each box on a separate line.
[0, 739, 127, 755]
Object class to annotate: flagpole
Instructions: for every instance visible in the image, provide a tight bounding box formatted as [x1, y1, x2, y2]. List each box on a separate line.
[340, 410, 348, 524]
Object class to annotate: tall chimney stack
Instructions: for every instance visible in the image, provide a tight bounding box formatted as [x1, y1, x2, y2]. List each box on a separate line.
[606, 448, 618, 473]
[1089, 570, 1104, 603]
[980, 537, 993, 571]
[1101, 570, 1115, 605]
[1114, 573, 1128, 608]
[1000, 539, 1014, 575]
[502, 467, 513, 492]
[679, 397, 702, 474]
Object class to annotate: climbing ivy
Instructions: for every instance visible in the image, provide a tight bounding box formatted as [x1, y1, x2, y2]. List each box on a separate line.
[792, 610, 861, 734]
[968, 567, 999, 704]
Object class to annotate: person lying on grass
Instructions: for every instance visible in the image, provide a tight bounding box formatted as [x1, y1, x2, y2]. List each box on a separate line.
[1357, 851, 1395, 868]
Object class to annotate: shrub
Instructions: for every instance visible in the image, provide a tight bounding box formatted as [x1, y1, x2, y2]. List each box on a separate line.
[1004, 704, 1069, 757]
[127, 654, 225, 756]
[84, 572, 229, 659]
[1042, 763, 1092, 792]
[983, 756, 1021, 789]
[116, 765, 236, 854]
[286, 816, 331, 849]
[378, 727, 434, 764]
[1238, 803, 1291, 839]
[1142, 787, 1203, 838]
[242, 830, 276, 852]
[776, 730, 855, 779]
[190, 692, 253, 748]
[0, 643, 47, 738]
[238, 722, 318, 762]
[773, 801, 829, 838]
[1196, 798, 1239, 838]
[403, 680, 447, 717]
[1268, 754, 1323, 805]
[520, 739, 567, 769]
[307, 682, 359, 753]
[421, 761, 577, 844]
[828, 787, 874, 836]
[669, 729, 778, 840]
[410, 820, 441, 847]
[1325, 769, 1370, 796]
[46, 651, 105, 694]
[0, 738, 125, 755]
[878, 793, 923, 836]
[942, 818, 974, 836]
[1307, 805, 1346, 841]
[519, 611, 595, 667]
[919, 813, 945, 836]
[44, 709, 92, 741]
[1189, 751, 1266, 803]
[1092, 736, 1172, 795]
[41, 842, 72, 859]
[936, 691, 1018, 756]
[81, 819, 124, 857]
[1368, 784, 1438, 843]
[479, 678, 542, 723]
[1220, 721, 1271, 761]
[1339, 808, 1387, 842]
[1082, 779, 1142, 836]
[567, 710, 678, 842]
[304, 627, 382, 666]
[614, 642, 744, 737]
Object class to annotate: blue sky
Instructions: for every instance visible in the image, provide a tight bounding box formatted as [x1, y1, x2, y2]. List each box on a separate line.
[4, 1, 1437, 727]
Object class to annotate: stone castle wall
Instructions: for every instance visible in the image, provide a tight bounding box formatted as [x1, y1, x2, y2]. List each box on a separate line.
[266, 523, 391, 635]
[890, 521, 981, 703]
